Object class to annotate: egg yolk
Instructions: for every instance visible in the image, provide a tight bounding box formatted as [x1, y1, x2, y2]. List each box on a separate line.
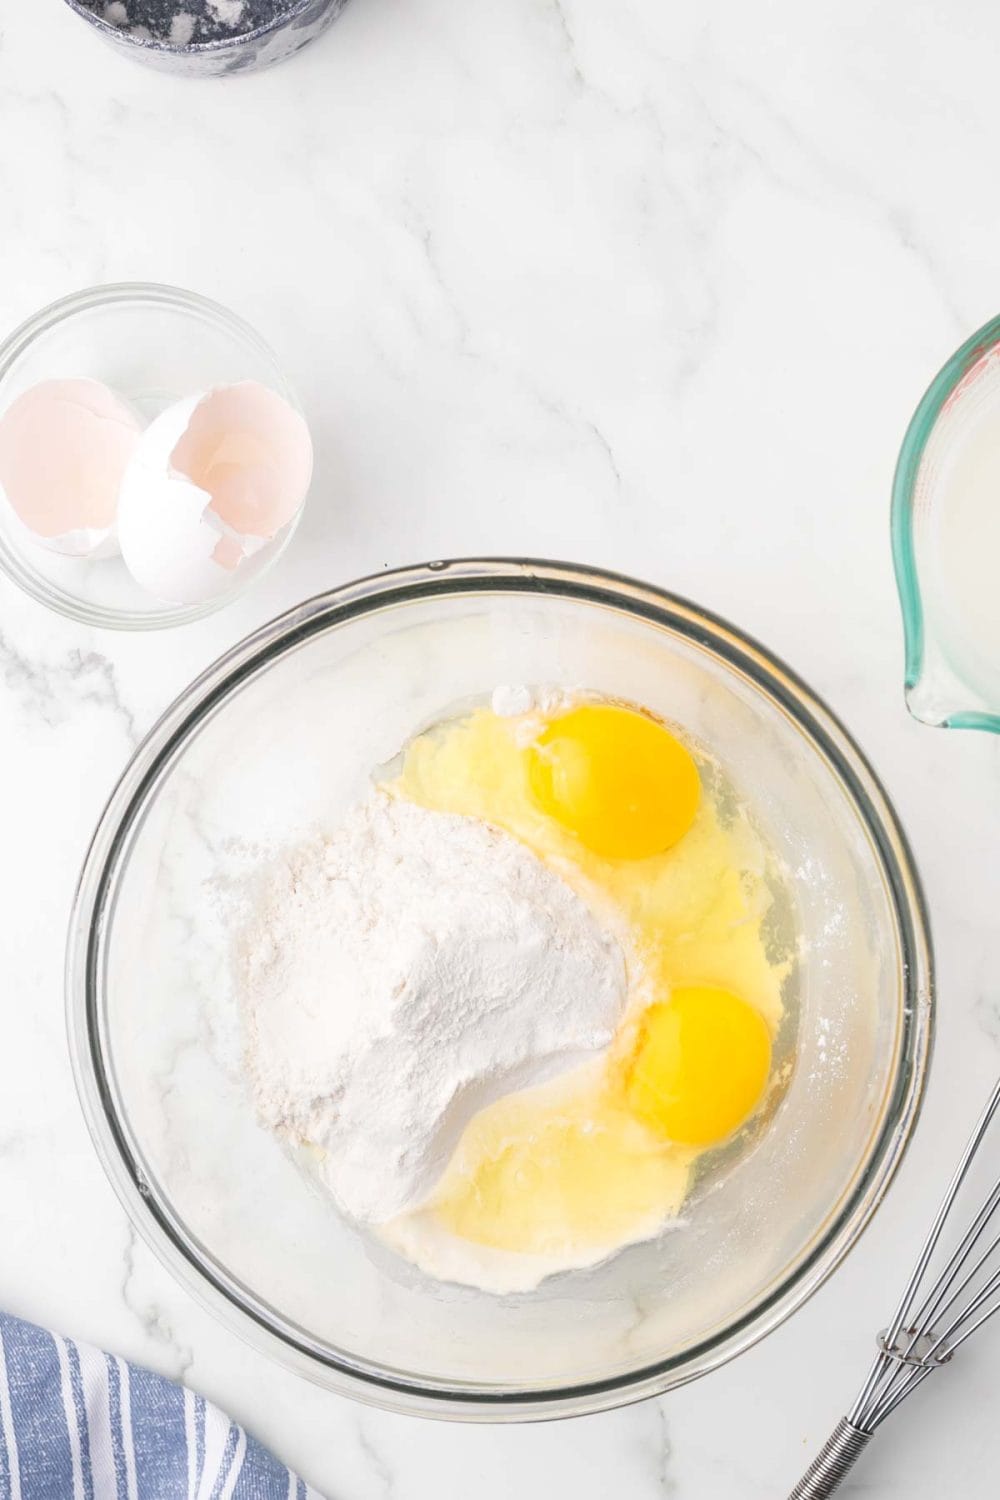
[625, 986, 772, 1146]
[526, 704, 700, 860]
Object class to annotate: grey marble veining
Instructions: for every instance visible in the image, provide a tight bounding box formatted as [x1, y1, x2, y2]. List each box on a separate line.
[2, 1, 1000, 1495]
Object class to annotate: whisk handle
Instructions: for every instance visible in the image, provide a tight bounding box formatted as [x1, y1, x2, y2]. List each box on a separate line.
[787, 1417, 872, 1498]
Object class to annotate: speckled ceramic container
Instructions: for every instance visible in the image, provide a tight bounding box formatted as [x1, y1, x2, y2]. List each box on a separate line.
[63, 0, 349, 76]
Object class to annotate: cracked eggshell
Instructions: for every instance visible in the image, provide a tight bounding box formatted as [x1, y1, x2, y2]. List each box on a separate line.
[118, 383, 312, 607]
[0, 378, 142, 558]
[170, 380, 313, 539]
[118, 395, 242, 606]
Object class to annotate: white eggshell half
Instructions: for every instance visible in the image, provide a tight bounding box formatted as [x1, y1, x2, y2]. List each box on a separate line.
[41, 526, 122, 560]
[118, 386, 308, 607]
[169, 380, 312, 539]
[8, 512, 123, 561]
[119, 473, 238, 606]
[0, 378, 142, 558]
[119, 396, 222, 604]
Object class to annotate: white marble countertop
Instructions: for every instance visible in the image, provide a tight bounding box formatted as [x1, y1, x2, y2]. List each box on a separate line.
[3, 1, 1000, 1494]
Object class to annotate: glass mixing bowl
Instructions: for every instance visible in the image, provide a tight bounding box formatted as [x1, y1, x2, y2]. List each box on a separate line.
[67, 560, 932, 1419]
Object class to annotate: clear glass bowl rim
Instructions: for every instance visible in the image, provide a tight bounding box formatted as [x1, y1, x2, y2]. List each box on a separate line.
[0, 281, 303, 631]
[66, 558, 934, 1420]
[892, 310, 1000, 733]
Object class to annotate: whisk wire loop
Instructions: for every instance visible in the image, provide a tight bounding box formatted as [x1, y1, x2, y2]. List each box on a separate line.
[789, 1076, 1000, 1497]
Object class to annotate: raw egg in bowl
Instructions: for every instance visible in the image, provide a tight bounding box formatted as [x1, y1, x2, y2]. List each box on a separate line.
[68, 560, 931, 1418]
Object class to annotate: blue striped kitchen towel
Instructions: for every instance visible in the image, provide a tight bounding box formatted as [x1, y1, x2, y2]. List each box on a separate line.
[0, 1311, 326, 1499]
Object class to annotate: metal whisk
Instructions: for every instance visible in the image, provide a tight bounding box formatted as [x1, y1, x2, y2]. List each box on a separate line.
[789, 1074, 1000, 1498]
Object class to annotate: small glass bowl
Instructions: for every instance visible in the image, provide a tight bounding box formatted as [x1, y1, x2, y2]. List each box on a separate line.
[0, 283, 306, 631]
[893, 313, 1000, 731]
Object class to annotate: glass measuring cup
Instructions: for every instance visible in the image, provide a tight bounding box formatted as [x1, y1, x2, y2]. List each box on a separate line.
[893, 314, 1000, 731]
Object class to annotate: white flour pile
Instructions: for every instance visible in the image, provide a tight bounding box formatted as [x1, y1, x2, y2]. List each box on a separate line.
[240, 791, 626, 1224]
